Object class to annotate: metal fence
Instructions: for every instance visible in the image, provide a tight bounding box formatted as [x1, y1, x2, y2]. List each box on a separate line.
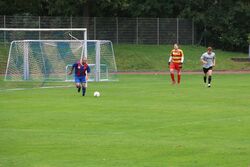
[0, 16, 195, 45]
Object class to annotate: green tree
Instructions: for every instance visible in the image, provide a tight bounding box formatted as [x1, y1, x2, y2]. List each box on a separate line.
[179, 0, 250, 52]
[0, 0, 41, 15]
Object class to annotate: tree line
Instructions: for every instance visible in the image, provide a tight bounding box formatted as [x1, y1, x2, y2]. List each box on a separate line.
[0, 0, 249, 52]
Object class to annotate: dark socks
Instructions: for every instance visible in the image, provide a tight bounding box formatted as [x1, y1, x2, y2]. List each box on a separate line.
[82, 86, 86, 96]
[208, 76, 212, 84]
[77, 86, 81, 93]
[204, 76, 207, 83]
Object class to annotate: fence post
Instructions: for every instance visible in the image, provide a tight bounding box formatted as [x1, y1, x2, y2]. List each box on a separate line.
[94, 17, 96, 40]
[70, 16, 72, 28]
[192, 18, 194, 45]
[136, 17, 138, 44]
[249, 45, 250, 58]
[38, 16, 41, 40]
[176, 18, 179, 44]
[70, 16, 73, 40]
[4, 15, 6, 45]
[157, 18, 160, 45]
[116, 17, 119, 44]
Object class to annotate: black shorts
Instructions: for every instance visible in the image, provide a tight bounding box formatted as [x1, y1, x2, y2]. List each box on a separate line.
[203, 66, 213, 73]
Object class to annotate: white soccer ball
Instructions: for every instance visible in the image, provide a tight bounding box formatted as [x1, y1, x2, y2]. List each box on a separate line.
[94, 91, 100, 97]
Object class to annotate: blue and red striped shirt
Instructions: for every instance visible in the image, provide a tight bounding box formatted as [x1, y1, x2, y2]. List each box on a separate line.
[72, 62, 90, 77]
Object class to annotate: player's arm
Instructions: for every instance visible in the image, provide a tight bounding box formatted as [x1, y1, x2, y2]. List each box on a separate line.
[213, 56, 216, 67]
[168, 56, 172, 65]
[86, 65, 91, 73]
[200, 55, 207, 64]
[168, 51, 173, 65]
[68, 64, 75, 75]
[180, 50, 184, 64]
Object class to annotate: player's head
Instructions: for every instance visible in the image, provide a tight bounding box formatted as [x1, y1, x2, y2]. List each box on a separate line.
[174, 44, 179, 49]
[207, 47, 212, 54]
[81, 57, 87, 64]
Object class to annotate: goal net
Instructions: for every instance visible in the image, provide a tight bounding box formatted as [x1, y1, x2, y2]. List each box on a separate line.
[4, 40, 117, 82]
[0, 28, 117, 87]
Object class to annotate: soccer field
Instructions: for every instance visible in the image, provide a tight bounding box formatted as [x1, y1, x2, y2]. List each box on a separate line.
[0, 74, 250, 167]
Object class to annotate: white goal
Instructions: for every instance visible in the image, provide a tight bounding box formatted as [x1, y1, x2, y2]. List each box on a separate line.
[0, 28, 117, 82]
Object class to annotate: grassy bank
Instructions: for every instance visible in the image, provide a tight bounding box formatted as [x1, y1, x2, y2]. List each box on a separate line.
[0, 44, 249, 74]
[114, 44, 250, 71]
[0, 44, 8, 74]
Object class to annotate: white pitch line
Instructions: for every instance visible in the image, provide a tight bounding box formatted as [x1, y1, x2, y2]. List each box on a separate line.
[0, 88, 27, 91]
[0, 85, 73, 92]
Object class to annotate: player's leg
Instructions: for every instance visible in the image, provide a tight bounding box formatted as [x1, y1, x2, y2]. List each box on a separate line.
[76, 83, 81, 92]
[203, 68, 208, 84]
[207, 68, 213, 87]
[75, 77, 81, 92]
[82, 83, 87, 96]
[177, 64, 182, 84]
[177, 70, 181, 84]
[80, 77, 87, 96]
[169, 63, 176, 84]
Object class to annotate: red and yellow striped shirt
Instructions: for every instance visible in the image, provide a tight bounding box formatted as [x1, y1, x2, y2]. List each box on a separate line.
[170, 49, 184, 64]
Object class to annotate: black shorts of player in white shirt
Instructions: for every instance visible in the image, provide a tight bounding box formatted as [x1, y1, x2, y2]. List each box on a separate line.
[203, 66, 213, 73]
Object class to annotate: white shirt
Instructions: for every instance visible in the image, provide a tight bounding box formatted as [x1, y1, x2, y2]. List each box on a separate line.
[201, 52, 216, 68]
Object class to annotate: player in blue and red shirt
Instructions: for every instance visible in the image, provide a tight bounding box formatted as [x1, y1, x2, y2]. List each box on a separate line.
[68, 57, 90, 96]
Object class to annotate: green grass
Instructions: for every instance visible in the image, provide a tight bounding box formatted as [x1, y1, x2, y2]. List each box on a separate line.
[0, 44, 8, 74]
[1, 74, 250, 167]
[114, 44, 250, 71]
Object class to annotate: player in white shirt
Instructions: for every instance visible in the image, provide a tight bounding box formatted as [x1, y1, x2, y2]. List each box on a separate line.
[200, 47, 216, 87]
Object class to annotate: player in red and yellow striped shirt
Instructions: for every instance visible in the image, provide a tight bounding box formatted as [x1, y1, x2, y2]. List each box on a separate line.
[168, 44, 184, 84]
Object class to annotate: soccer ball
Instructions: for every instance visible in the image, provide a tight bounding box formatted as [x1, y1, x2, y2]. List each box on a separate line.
[94, 91, 100, 97]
